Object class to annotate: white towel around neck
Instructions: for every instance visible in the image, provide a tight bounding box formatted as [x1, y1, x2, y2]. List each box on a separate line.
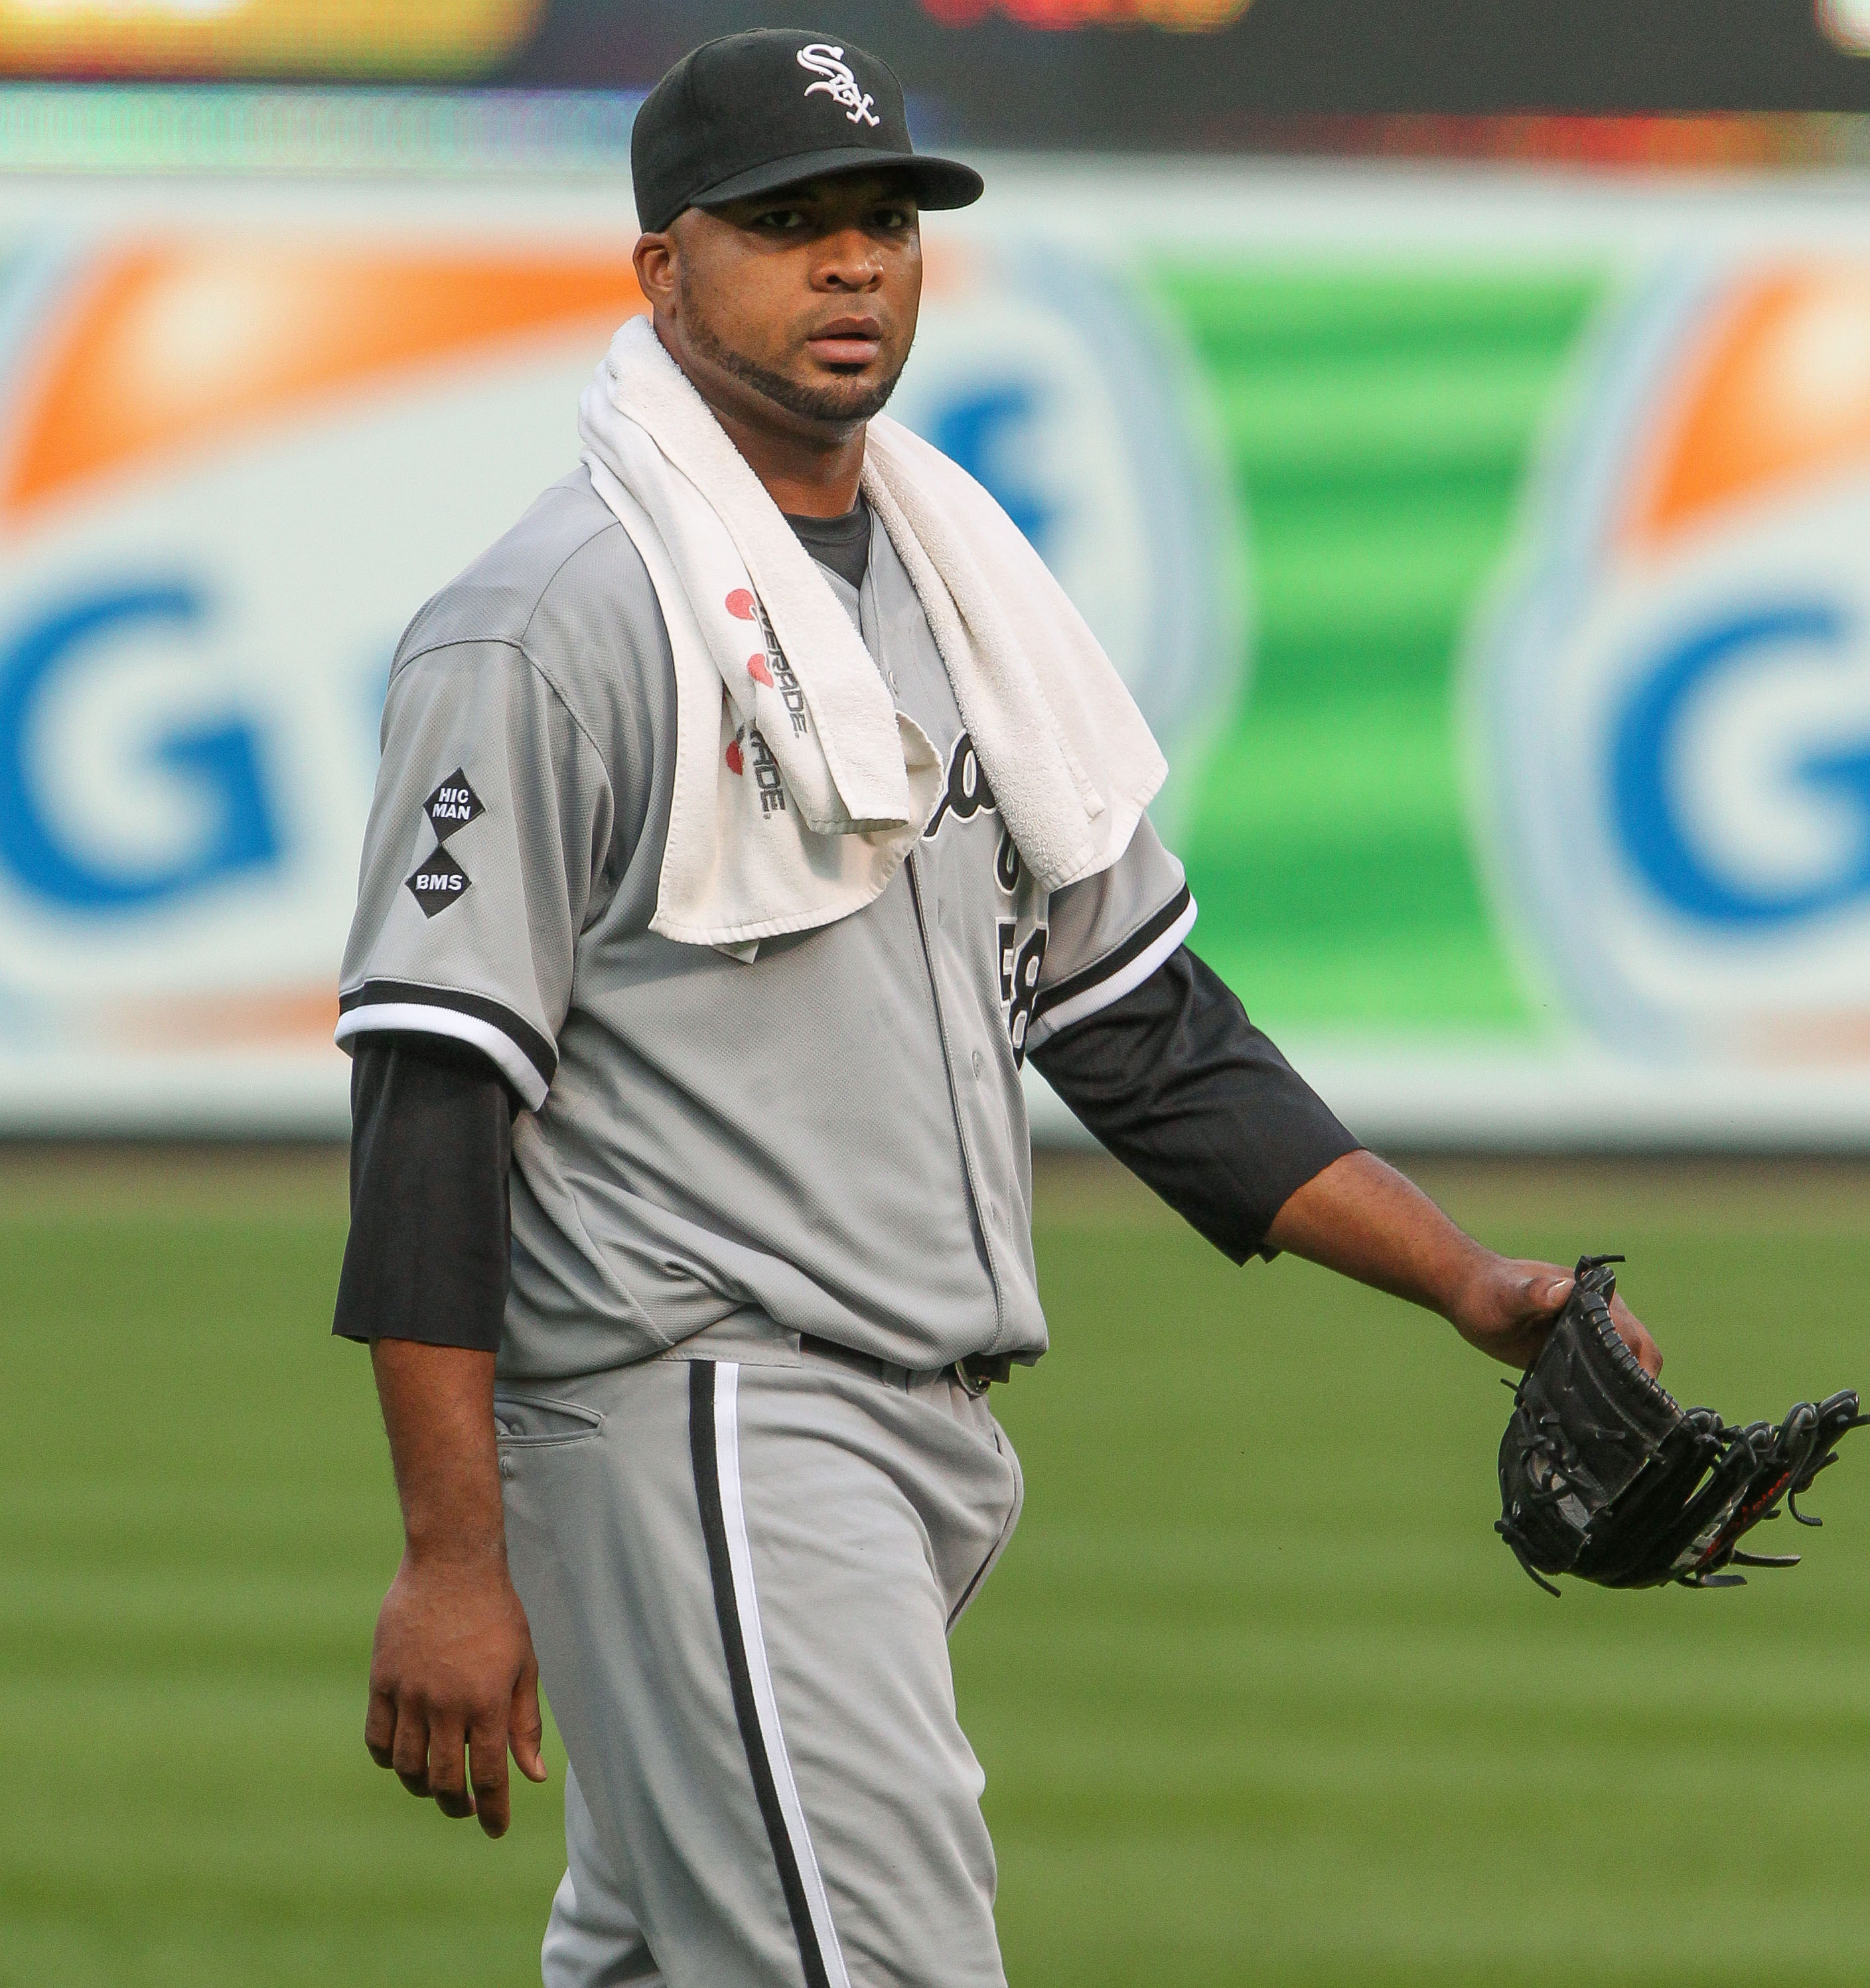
[577, 315, 1167, 952]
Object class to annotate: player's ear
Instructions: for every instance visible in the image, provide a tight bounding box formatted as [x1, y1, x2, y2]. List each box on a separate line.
[632, 230, 678, 310]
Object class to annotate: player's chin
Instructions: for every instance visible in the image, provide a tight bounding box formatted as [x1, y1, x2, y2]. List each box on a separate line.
[790, 356, 900, 422]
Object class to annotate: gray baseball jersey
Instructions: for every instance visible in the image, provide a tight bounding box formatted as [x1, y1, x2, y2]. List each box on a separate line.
[338, 469, 1192, 1384]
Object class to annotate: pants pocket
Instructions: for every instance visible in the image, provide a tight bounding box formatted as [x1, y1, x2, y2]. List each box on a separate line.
[493, 1393, 605, 1447]
[946, 1415, 1023, 1632]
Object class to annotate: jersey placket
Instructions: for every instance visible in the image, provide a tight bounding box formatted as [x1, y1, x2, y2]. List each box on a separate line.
[864, 559, 1017, 1355]
[900, 845, 1011, 1348]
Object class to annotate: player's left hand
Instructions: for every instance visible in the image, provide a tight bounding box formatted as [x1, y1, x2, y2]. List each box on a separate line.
[1450, 1256, 1661, 1377]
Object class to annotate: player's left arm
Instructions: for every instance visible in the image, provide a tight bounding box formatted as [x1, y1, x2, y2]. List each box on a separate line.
[1263, 1146, 1660, 1375]
[1030, 823, 1658, 1376]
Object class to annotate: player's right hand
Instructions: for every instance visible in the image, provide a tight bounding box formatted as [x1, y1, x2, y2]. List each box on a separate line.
[364, 1551, 548, 1839]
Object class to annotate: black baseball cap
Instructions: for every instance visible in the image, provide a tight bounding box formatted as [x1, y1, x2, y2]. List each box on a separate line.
[630, 29, 983, 234]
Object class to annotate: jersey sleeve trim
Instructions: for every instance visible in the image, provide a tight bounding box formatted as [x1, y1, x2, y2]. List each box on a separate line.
[335, 980, 555, 1111]
[1025, 884, 1196, 1053]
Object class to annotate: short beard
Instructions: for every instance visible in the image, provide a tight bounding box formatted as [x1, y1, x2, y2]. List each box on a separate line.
[680, 273, 905, 426]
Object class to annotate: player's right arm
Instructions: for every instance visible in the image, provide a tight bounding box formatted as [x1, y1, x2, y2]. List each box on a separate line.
[366, 1332, 546, 1838]
[332, 616, 616, 1833]
[342, 1025, 545, 1837]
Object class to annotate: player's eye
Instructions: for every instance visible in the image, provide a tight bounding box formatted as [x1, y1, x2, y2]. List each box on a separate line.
[872, 206, 915, 232]
[751, 207, 806, 232]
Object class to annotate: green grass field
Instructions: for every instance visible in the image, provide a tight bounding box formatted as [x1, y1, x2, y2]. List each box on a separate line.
[5, 1149, 1869, 1987]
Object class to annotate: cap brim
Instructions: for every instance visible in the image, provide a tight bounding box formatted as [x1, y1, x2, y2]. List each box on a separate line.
[689, 146, 983, 216]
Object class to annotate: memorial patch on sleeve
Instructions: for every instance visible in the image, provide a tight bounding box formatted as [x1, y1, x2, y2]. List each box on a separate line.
[423, 769, 484, 841]
[405, 843, 472, 917]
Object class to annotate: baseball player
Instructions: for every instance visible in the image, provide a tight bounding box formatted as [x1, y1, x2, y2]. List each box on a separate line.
[333, 30, 1660, 1988]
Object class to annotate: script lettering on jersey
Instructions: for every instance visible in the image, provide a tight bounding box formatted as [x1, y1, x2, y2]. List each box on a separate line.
[923, 729, 1048, 1062]
[923, 731, 996, 839]
[995, 826, 1021, 894]
[796, 43, 880, 126]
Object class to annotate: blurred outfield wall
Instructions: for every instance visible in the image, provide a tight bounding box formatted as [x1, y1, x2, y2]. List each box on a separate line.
[2, 141, 1870, 1143]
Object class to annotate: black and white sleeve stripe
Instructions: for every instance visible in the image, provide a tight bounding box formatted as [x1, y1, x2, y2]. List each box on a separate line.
[1025, 883, 1196, 1054]
[335, 979, 556, 1112]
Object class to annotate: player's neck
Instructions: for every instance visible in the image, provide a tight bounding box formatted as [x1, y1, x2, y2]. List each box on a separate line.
[705, 396, 867, 519]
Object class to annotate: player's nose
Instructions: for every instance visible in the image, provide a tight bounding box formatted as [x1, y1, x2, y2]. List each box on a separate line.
[810, 230, 884, 289]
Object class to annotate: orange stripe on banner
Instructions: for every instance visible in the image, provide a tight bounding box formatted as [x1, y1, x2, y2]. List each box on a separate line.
[0, 0, 544, 79]
[111, 987, 342, 1051]
[3, 244, 646, 519]
[1747, 1013, 1870, 1063]
[1623, 268, 1870, 550]
[918, 241, 973, 297]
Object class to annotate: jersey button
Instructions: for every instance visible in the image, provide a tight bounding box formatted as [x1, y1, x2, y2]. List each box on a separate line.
[971, 1048, 985, 1078]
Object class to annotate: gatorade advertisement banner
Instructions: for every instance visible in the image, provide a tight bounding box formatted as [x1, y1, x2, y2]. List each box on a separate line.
[1, 165, 1867, 1141]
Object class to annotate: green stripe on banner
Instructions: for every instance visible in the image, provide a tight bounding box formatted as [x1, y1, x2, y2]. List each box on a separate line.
[1152, 265, 1605, 1034]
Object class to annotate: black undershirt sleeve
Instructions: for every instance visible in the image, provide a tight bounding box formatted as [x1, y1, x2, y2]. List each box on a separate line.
[1031, 945, 1362, 1265]
[332, 1033, 516, 1352]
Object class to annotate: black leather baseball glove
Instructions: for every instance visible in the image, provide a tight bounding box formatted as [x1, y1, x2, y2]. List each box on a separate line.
[1496, 1254, 1865, 1594]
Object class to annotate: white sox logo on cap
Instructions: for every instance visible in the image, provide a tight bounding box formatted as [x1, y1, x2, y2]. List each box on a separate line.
[796, 43, 880, 127]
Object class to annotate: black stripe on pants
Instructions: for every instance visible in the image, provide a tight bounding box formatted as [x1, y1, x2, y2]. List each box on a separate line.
[689, 1360, 831, 1988]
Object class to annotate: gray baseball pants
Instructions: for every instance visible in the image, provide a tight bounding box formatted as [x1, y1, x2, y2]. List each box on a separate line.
[496, 1323, 1025, 1988]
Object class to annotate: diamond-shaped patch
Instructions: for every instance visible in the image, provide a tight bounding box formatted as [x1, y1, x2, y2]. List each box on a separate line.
[424, 768, 483, 841]
[405, 843, 472, 918]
